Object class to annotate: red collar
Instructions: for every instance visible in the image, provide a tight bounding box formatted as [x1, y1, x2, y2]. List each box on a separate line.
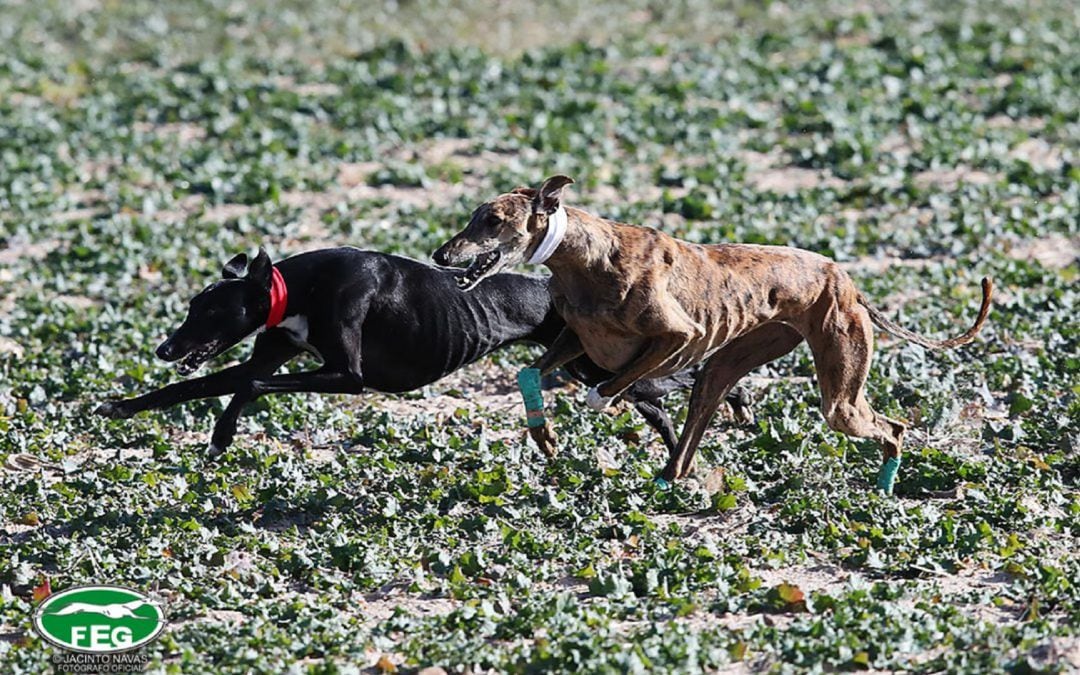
[266, 267, 288, 328]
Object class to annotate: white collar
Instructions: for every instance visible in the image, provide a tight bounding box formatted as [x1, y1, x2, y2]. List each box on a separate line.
[527, 206, 568, 265]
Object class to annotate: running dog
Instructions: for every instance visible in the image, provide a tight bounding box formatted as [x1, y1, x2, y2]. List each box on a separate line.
[432, 176, 992, 493]
[95, 247, 751, 454]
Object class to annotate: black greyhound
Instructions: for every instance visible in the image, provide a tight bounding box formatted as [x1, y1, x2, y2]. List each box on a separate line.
[95, 247, 751, 454]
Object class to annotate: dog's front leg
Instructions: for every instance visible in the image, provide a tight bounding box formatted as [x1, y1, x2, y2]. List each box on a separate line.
[532, 328, 586, 375]
[202, 335, 307, 455]
[662, 323, 803, 483]
[586, 334, 690, 411]
[521, 328, 585, 457]
[209, 394, 254, 456]
[95, 332, 300, 420]
[212, 315, 369, 454]
[95, 363, 258, 420]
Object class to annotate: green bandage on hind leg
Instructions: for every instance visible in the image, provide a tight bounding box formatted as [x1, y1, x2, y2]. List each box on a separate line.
[517, 367, 545, 428]
[876, 456, 901, 495]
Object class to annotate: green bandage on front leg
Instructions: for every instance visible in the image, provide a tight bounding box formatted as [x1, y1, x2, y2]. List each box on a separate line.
[517, 367, 545, 428]
[876, 456, 901, 495]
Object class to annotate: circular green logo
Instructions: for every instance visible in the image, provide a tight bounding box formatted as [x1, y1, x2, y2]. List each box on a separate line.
[33, 585, 166, 654]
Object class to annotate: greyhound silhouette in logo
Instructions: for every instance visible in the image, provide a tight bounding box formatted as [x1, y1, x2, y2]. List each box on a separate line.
[46, 600, 157, 620]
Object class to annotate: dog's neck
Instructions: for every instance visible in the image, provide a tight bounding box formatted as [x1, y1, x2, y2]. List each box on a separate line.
[527, 206, 568, 264]
[542, 207, 620, 281]
[473, 274, 558, 347]
[266, 267, 289, 327]
[265, 259, 312, 324]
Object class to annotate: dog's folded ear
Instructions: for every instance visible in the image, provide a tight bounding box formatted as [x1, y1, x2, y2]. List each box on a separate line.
[246, 247, 274, 290]
[222, 253, 249, 279]
[534, 175, 574, 215]
[511, 186, 538, 198]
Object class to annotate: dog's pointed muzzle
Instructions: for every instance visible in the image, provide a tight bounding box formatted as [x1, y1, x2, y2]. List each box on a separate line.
[155, 338, 181, 361]
[432, 242, 457, 267]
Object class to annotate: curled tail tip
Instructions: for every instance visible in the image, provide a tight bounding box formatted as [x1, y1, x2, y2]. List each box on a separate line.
[950, 275, 994, 347]
[975, 276, 994, 325]
[864, 275, 993, 350]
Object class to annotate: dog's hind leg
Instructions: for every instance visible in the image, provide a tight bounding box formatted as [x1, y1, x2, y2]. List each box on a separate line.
[632, 400, 680, 453]
[726, 386, 756, 426]
[803, 304, 906, 494]
[661, 323, 804, 483]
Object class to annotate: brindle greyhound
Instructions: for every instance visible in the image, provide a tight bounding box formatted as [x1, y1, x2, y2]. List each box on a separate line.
[433, 175, 993, 493]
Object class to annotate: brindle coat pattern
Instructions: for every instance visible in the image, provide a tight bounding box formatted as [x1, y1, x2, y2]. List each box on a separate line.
[434, 175, 993, 484]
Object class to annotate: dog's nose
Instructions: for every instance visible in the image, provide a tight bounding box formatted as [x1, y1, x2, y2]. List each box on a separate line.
[155, 339, 178, 361]
[432, 245, 450, 267]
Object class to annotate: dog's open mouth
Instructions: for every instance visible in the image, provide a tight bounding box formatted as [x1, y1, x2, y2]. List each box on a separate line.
[456, 250, 502, 290]
[175, 345, 219, 376]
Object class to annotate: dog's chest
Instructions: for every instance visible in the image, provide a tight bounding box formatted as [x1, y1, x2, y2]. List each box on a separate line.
[551, 286, 647, 371]
[557, 306, 645, 371]
[583, 334, 645, 372]
[277, 315, 323, 362]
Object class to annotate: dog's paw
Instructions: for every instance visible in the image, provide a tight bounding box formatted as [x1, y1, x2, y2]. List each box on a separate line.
[95, 400, 135, 419]
[528, 423, 559, 458]
[207, 430, 235, 457]
[731, 403, 755, 427]
[585, 387, 614, 412]
[208, 430, 234, 457]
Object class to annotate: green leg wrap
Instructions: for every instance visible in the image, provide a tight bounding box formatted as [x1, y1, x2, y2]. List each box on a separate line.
[653, 477, 671, 490]
[876, 456, 901, 495]
[517, 368, 545, 428]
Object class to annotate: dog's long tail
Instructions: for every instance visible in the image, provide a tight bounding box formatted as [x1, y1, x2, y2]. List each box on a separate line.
[858, 277, 993, 350]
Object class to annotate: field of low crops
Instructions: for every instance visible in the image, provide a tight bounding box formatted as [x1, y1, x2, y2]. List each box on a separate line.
[1, 0, 1077, 672]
